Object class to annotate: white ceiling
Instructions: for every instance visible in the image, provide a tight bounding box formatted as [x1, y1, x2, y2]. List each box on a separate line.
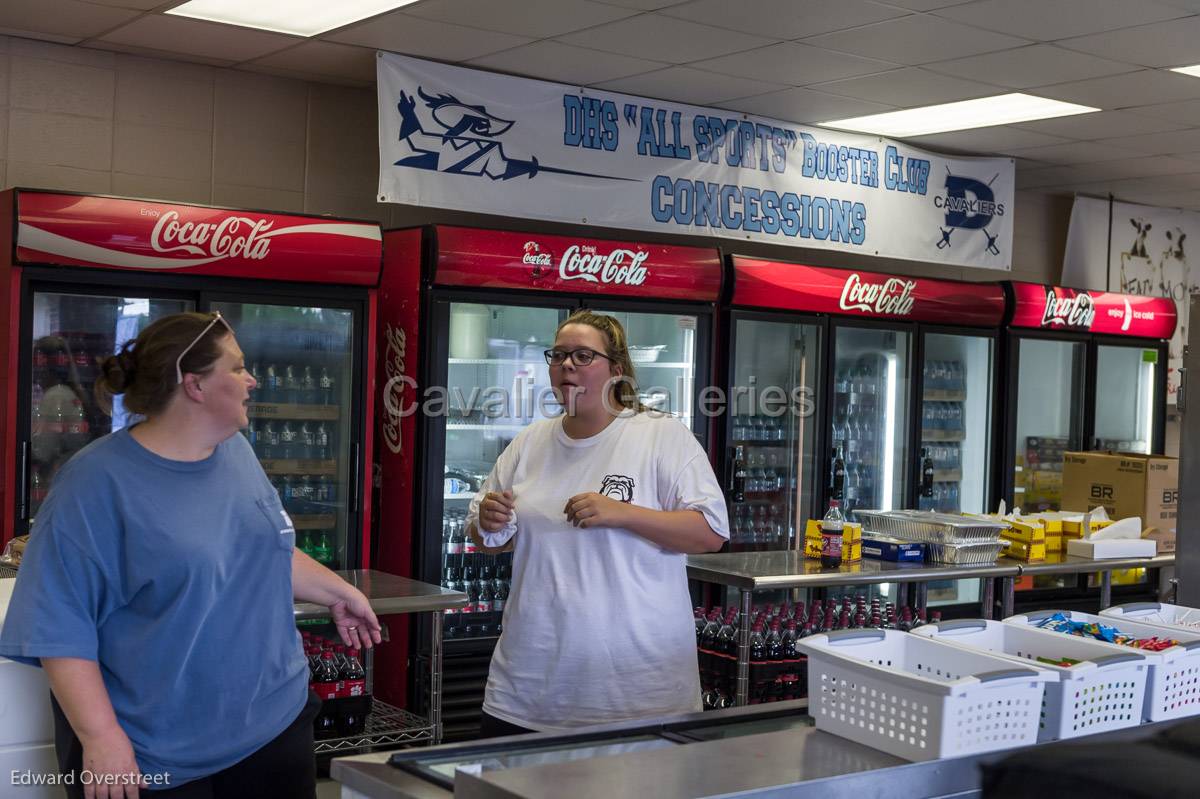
[10, 0, 1200, 208]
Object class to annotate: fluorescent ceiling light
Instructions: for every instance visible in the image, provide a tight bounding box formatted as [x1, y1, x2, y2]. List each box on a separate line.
[1171, 65, 1200, 78]
[166, 0, 419, 37]
[819, 93, 1099, 138]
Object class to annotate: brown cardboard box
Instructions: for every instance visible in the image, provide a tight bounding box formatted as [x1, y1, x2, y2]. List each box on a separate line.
[1062, 451, 1178, 534]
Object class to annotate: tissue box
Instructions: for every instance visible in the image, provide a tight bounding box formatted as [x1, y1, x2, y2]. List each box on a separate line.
[1066, 537, 1157, 559]
[1062, 451, 1178, 535]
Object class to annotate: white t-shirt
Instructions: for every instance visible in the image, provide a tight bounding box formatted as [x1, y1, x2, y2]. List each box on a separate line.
[467, 411, 730, 732]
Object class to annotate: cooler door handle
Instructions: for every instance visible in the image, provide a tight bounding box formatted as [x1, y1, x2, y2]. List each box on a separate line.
[17, 441, 28, 522]
[1178, 366, 1187, 413]
[350, 442, 361, 513]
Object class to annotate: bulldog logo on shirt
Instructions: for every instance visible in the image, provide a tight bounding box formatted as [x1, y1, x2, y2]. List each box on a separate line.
[600, 474, 635, 503]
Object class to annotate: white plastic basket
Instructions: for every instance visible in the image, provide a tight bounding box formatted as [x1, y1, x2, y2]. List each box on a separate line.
[1005, 609, 1200, 723]
[796, 628, 1055, 762]
[1101, 601, 1200, 633]
[911, 618, 1148, 741]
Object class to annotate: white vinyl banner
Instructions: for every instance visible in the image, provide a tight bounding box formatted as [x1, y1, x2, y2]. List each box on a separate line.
[377, 53, 1015, 270]
[1062, 195, 1192, 401]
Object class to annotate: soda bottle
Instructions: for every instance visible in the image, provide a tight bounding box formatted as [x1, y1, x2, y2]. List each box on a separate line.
[316, 474, 334, 505]
[278, 421, 297, 459]
[730, 445, 747, 504]
[302, 365, 317, 405]
[298, 422, 315, 460]
[921, 448, 934, 498]
[820, 499, 844, 569]
[319, 367, 335, 404]
[466, 579, 481, 617]
[296, 475, 314, 514]
[312, 651, 339, 739]
[314, 422, 331, 461]
[30, 467, 46, 507]
[478, 579, 495, 614]
[311, 529, 333, 565]
[264, 364, 280, 403]
[279, 475, 295, 512]
[261, 420, 279, 459]
[339, 648, 368, 735]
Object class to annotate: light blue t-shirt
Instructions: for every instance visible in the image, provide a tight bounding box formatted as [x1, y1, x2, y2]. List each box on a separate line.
[0, 428, 307, 786]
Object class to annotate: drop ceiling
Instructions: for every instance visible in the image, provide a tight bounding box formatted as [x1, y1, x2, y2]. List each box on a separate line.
[9, 0, 1200, 208]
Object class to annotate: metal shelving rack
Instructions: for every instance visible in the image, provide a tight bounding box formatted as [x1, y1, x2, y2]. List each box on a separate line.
[313, 701, 436, 755]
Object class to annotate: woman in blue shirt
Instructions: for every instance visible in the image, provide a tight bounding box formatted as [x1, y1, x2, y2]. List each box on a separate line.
[0, 311, 382, 798]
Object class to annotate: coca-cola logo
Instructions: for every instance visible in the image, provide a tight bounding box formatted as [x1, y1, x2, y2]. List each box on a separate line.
[151, 210, 274, 260]
[559, 245, 649, 286]
[839, 273, 916, 316]
[521, 240, 552, 267]
[1041, 289, 1095, 328]
[382, 323, 408, 455]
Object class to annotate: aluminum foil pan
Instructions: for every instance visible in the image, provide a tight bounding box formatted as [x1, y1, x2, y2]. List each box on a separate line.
[855, 509, 1006, 545]
[924, 541, 1007, 565]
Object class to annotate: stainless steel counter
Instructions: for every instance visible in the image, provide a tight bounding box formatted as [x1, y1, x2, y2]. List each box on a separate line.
[686, 551, 1021, 591]
[294, 569, 467, 620]
[1010, 552, 1175, 576]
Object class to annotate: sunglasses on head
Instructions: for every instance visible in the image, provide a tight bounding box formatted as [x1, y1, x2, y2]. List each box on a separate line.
[176, 311, 234, 385]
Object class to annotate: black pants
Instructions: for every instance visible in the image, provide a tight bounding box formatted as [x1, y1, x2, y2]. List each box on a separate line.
[52, 692, 320, 798]
[479, 710, 535, 738]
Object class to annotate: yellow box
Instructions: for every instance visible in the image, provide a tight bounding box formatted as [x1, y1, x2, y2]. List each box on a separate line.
[804, 530, 862, 562]
[1045, 534, 1064, 552]
[1002, 520, 1046, 545]
[805, 520, 861, 543]
[1003, 538, 1046, 562]
[1062, 518, 1113, 538]
[1037, 517, 1064, 535]
[804, 537, 821, 558]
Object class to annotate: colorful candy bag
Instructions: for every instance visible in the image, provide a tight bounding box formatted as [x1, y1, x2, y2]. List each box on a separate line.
[1033, 613, 1179, 652]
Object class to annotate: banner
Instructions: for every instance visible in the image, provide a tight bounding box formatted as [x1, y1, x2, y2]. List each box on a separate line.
[377, 53, 1014, 271]
[1061, 196, 1192, 400]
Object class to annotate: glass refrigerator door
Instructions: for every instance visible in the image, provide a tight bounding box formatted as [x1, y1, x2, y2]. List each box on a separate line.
[212, 301, 356, 570]
[28, 291, 193, 526]
[1094, 344, 1158, 454]
[440, 302, 563, 641]
[728, 316, 821, 551]
[831, 327, 911, 517]
[918, 333, 995, 515]
[1011, 338, 1085, 511]
[588, 310, 698, 433]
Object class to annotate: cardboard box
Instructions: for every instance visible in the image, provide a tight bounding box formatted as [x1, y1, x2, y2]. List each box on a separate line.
[1045, 534, 1064, 553]
[1002, 538, 1046, 562]
[862, 536, 925, 563]
[1062, 451, 1178, 534]
[1001, 520, 1045, 545]
[1061, 518, 1111, 538]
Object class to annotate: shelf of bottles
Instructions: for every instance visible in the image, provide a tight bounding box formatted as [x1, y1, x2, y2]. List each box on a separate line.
[918, 360, 967, 513]
[830, 360, 885, 518]
[440, 509, 511, 640]
[728, 415, 796, 551]
[696, 595, 938, 709]
[230, 302, 353, 572]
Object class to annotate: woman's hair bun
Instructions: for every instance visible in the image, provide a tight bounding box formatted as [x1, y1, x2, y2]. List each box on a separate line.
[98, 342, 136, 394]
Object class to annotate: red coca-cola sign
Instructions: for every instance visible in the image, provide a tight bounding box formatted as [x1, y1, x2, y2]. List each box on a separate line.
[13, 191, 382, 285]
[1008, 282, 1177, 338]
[732, 258, 1006, 325]
[433, 226, 721, 301]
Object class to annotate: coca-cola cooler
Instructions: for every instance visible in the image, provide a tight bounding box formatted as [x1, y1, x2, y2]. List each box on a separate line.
[726, 258, 1006, 543]
[377, 225, 723, 740]
[1001, 282, 1175, 513]
[0, 189, 381, 575]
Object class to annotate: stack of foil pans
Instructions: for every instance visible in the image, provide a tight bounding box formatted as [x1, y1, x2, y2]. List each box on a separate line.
[855, 510, 1006, 565]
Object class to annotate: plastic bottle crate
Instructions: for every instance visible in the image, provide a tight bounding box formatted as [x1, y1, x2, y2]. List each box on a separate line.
[1005, 609, 1200, 723]
[912, 619, 1147, 741]
[1102, 601, 1200, 634]
[796, 628, 1055, 762]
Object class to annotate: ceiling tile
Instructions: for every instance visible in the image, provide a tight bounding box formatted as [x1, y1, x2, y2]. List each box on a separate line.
[878, 0, 974, 8]
[1005, 140, 1139, 164]
[249, 42, 377, 85]
[589, 0, 681, 8]
[659, 0, 908, 40]
[1063, 155, 1200, 181]
[97, 14, 300, 63]
[404, 0, 635, 38]
[721, 87, 895, 124]
[1125, 98, 1200, 125]
[88, 39, 236, 67]
[1013, 110, 1188, 139]
[593, 66, 790, 106]
[0, 0, 140, 44]
[1056, 15, 1200, 68]
[803, 15, 1028, 66]
[924, 44, 1136, 89]
[690, 42, 898, 86]
[1036, 69, 1200, 108]
[469, 41, 668, 86]
[1015, 165, 1080, 188]
[812, 68, 1001, 106]
[555, 14, 775, 63]
[932, 0, 1189, 41]
[907, 126, 1069, 154]
[1096, 128, 1200, 155]
[326, 11, 533, 62]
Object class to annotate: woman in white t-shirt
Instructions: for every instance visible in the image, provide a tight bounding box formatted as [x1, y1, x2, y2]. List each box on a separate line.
[466, 310, 730, 737]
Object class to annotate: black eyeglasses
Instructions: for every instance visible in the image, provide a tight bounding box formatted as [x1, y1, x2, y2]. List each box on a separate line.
[543, 348, 615, 367]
